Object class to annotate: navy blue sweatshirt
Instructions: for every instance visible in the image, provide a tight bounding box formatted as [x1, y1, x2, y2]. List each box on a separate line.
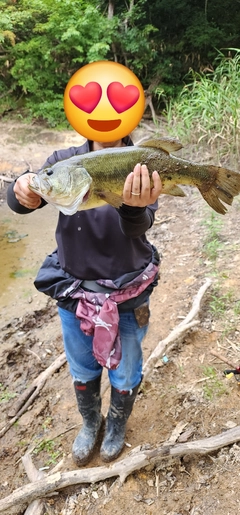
[7, 138, 159, 310]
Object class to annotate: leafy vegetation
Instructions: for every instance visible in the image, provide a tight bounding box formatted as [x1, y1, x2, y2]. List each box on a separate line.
[166, 50, 240, 163]
[33, 437, 62, 465]
[1, 0, 240, 127]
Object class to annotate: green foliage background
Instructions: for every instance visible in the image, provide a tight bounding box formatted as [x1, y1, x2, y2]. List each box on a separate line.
[1, 0, 240, 126]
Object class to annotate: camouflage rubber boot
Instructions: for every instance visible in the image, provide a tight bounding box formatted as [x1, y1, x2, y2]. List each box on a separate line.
[72, 375, 103, 466]
[100, 382, 140, 463]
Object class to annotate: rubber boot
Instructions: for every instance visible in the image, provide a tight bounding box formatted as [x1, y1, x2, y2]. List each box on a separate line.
[100, 382, 140, 462]
[72, 375, 103, 466]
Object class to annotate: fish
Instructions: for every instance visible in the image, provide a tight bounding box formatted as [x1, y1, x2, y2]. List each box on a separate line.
[29, 137, 240, 216]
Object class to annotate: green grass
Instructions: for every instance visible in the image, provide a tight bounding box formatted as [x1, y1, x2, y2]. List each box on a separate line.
[33, 437, 61, 466]
[208, 287, 234, 317]
[202, 366, 227, 400]
[165, 49, 240, 165]
[9, 268, 35, 279]
[206, 284, 240, 340]
[201, 211, 224, 263]
[0, 383, 17, 403]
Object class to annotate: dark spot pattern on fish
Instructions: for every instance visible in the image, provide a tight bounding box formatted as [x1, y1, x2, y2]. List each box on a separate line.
[31, 139, 240, 216]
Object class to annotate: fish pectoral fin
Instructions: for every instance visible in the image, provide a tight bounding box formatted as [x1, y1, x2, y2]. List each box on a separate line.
[139, 137, 183, 154]
[95, 190, 123, 208]
[199, 165, 240, 215]
[162, 184, 186, 197]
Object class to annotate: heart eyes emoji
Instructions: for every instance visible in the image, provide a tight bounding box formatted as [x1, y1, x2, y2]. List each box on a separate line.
[107, 82, 140, 113]
[69, 82, 102, 114]
[69, 81, 140, 113]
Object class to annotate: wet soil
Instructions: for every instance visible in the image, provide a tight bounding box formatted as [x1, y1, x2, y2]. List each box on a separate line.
[1, 120, 240, 514]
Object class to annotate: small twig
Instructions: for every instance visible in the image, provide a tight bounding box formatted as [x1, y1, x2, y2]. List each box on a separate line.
[25, 349, 42, 363]
[0, 175, 13, 183]
[188, 377, 209, 392]
[154, 216, 176, 225]
[210, 349, 236, 369]
[53, 425, 77, 439]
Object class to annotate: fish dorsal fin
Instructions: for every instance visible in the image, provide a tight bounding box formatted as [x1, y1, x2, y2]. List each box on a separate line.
[139, 137, 183, 154]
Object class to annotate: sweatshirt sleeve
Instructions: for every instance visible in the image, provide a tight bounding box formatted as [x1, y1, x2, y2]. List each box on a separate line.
[7, 171, 47, 214]
[117, 201, 158, 238]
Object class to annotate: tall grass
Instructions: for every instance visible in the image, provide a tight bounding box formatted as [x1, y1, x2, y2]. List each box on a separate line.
[165, 49, 240, 165]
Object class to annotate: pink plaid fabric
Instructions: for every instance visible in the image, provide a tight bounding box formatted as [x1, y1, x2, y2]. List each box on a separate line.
[67, 262, 158, 370]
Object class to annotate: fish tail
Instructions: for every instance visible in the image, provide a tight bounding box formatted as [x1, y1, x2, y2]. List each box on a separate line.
[198, 165, 240, 215]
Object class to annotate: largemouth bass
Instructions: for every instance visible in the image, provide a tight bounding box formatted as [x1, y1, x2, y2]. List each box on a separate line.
[29, 137, 240, 215]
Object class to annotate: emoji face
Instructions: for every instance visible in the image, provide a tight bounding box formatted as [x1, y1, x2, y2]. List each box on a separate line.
[64, 61, 145, 142]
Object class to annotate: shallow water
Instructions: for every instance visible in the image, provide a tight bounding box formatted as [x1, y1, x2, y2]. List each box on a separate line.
[0, 201, 58, 324]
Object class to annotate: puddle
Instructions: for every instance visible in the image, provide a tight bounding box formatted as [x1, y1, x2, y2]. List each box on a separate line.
[0, 202, 58, 324]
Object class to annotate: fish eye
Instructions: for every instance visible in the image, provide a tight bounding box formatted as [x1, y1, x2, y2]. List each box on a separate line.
[46, 170, 54, 176]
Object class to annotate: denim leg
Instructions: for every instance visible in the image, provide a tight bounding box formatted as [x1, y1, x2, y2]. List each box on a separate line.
[58, 307, 102, 382]
[58, 306, 147, 389]
[108, 310, 148, 391]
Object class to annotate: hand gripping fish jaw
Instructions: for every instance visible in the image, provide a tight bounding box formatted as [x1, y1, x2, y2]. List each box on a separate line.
[29, 163, 93, 215]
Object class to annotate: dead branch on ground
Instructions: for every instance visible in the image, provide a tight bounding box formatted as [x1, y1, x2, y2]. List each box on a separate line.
[22, 454, 46, 515]
[100, 278, 212, 398]
[210, 349, 236, 368]
[1, 423, 240, 513]
[21, 453, 63, 515]
[0, 352, 66, 438]
[0, 175, 13, 182]
[143, 278, 212, 380]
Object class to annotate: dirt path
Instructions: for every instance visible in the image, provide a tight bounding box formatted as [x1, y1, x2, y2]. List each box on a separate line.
[1, 121, 240, 514]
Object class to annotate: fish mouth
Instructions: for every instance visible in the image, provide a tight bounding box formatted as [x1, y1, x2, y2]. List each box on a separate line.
[82, 189, 90, 203]
[87, 119, 121, 131]
[30, 176, 50, 195]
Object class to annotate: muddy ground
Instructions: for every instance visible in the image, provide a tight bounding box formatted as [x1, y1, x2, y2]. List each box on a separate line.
[1, 120, 240, 515]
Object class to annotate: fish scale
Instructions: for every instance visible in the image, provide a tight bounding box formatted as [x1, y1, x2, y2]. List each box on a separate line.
[29, 137, 240, 216]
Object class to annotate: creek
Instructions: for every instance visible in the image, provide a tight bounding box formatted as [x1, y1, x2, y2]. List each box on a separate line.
[0, 201, 58, 324]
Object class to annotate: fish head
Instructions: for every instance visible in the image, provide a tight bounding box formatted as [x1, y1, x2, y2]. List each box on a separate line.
[29, 161, 92, 215]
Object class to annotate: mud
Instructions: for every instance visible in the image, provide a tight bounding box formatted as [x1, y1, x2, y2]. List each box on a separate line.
[0, 120, 240, 514]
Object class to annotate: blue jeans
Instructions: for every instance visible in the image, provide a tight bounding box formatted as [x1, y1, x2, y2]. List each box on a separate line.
[58, 306, 148, 391]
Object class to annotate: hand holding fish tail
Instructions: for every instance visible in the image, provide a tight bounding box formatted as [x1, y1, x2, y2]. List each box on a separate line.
[14, 173, 42, 209]
[123, 163, 162, 207]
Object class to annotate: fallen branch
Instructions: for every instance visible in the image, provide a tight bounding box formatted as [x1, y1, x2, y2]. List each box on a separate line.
[100, 279, 212, 398]
[210, 349, 236, 368]
[21, 453, 63, 515]
[143, 278, 212, 380]
[22, 454, 46, 515]
[0, 175, 13, 183]
[1, 423, 240, 513]
[0, 352, 66, 438]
